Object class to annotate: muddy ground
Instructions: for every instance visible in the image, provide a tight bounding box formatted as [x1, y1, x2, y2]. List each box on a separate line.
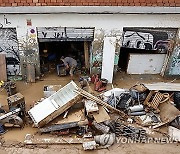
[0, 72, 180, 154]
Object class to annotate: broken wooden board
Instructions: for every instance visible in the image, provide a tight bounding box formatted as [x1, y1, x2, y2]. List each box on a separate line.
[153, 102, 180, 128]
[24, 134, 93, 145]
[92, 105, 110, 123]
[0, 54, 7, 81]
[85, 100, 99, 114]
[55, 108, 84, 125]
[144, 82, 180, 91]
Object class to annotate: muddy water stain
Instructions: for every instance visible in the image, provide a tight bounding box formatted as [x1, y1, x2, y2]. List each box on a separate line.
[2, 125, 38, 142]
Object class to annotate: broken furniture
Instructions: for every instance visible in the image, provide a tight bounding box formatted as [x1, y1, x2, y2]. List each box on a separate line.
[0, 108, 23, 127]
[7, 92, 26, 117]
[75, 87, 126, 117]
[39, 120, 88, 134]
[144, 91, 169, 113]
[3, 81, 17, 96]
[28, 81, 81, 127]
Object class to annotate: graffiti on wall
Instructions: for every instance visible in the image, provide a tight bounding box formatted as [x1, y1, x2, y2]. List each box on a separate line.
[0, 28, 21, 75]
[168, 46, 180, 75]
[37, 27, 94, 41]
[18, 27, 41, 79]
[122, 29, 177, 53]
[0, 15, 11, 28]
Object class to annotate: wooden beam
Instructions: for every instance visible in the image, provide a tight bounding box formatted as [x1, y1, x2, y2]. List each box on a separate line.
[84, 41, 90, 69]
[0, 54, 7, 81]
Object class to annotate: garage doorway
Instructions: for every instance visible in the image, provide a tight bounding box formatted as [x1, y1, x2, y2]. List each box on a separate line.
[118, 28, 177, 74]
[37, 27, 94, 76]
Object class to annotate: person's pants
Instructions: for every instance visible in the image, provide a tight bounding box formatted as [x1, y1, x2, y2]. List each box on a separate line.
[69, 65, 76, 76]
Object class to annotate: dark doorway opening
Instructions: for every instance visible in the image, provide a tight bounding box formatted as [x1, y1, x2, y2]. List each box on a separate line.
[39, 41, 87, 75]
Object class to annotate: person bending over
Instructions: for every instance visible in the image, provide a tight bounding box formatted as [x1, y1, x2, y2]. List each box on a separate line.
[60, 56, 77, 79]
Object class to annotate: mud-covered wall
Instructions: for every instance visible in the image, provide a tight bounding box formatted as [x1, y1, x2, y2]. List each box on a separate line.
[1, 13, 180, 78]
[167, 30, 180, 76]
[17, 27, 40, 79]
[91, 29, 122, 74]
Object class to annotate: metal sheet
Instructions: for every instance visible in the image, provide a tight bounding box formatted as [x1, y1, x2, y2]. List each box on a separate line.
[37, 27, 94, 41]
[127, 54, 166, 74]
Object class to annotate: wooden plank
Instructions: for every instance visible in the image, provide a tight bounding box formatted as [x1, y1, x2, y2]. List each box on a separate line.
[0, 54, 7, 81]
[84, 41, 90, 69]
[92, 105, 110, 123]
[24, 134, 91, 145]
[144, 82, 180, 91]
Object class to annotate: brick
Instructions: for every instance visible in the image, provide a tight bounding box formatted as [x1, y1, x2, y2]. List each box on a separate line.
[33, 0, 38, 3]
[41, 2, 47, 5]
[134, 3, 141, 6]
[64, 2, 71, 5]
[27, 0, 32, 2]
[175, 3, 180, 6]
[140, 2, 146, 6]
[11, 2, 17, 6]
[122, 2, 129, 6]
[163, 3, 170, 6]
[168, 0, 175, 2]
[70, 2, 76, 5]
[133, 0, 140, 2]
[35, 2, 41, 5]
[21, 0, 27, 3]
[29, 2, 35, 5]
[76, 2, 83, 5]
[9, 0, 15, 3]
[88, 2, 94, 5]
[157, 2, 164, 6]
[169, 3, 176, 6]
[152, 4, 158, 6]
[17, 2, 23, 5]
[146, 3, 153, 6]
[82, 2, 88, 5]
[23, 3, 30, 5]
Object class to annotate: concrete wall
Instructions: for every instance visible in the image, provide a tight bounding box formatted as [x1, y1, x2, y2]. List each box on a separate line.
[0, 13, 180, 78]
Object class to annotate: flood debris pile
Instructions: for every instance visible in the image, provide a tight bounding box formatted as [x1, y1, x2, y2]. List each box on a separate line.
[1, 79, 180, 150]
[0, 81, 26, 134]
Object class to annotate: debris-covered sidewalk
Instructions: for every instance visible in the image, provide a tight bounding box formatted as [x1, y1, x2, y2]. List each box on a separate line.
[0, 75, 180, 151]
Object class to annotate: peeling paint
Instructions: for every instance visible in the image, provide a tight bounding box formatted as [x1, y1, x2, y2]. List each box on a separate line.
[168, 45, 180, 75]
[91, 28, 123, 74]
[18, 27, 40, 80]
